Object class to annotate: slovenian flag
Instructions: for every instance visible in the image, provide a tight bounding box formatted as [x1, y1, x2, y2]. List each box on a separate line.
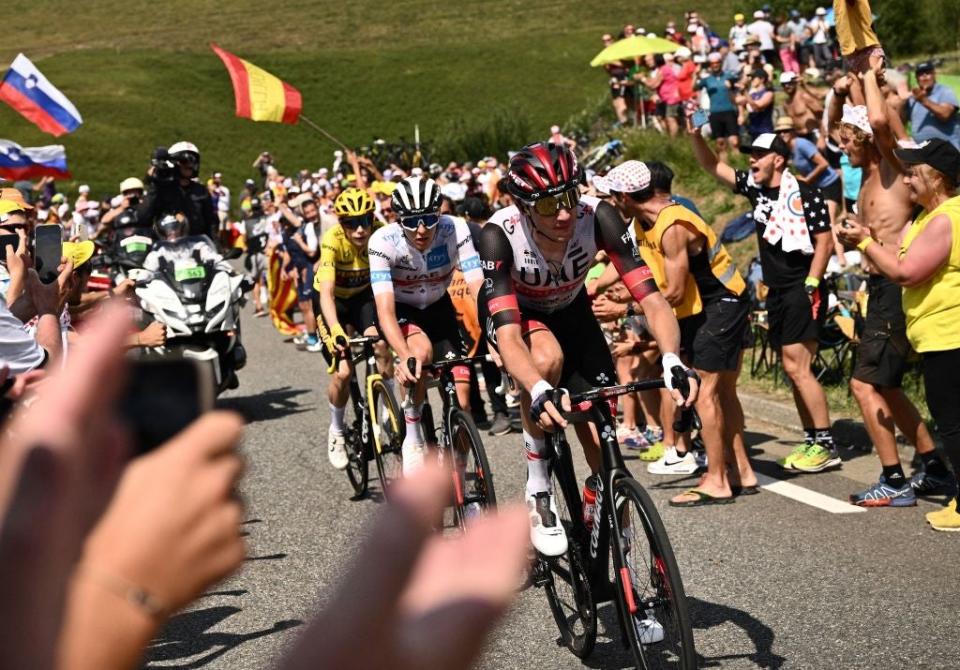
[0, 54, 83, 137]
[211, 44, 302, 125]
[0, 140, 70, 180]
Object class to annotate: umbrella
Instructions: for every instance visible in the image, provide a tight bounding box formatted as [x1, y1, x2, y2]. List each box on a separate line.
[590, 35, 682, 67]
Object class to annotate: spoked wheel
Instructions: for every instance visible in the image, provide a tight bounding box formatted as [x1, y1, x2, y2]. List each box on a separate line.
[542, 464, 597, 658]
[369, 378, 404, 501]
[342, 395, 369, 499]
[612, 477, 696, 669]
[448, 409, 497, 528]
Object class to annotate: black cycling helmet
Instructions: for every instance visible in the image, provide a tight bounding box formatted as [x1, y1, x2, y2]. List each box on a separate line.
[505, 142, 582, 201]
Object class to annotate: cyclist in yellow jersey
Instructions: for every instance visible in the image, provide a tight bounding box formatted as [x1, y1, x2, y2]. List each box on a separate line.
[599, 160, 757, 506]
[315, 187, 390, 470]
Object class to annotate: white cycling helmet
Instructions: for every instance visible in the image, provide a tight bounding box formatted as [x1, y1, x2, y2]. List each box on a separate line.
[391, 176, 442, 218]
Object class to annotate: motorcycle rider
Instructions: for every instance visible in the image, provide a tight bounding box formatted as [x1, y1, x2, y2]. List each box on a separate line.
[141, 212, 246, 386]
[137, 141, 219, 239]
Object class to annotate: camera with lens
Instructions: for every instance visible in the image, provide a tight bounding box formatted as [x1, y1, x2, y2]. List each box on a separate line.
[150, 146, 176, 183]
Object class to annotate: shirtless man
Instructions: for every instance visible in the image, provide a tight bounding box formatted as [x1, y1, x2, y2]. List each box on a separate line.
[781, 72, 825, 140]
[831, 67, 955, 505]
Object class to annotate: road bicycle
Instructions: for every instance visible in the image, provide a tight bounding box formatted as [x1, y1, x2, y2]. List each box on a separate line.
[402, 356, 497, 525]
[532, 368, 697, 668]
[325, 334, 404, 500]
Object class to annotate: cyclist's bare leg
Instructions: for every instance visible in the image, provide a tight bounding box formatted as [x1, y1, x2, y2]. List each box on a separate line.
[366, 326, 393, 378]
[615, 353, 640, 431]
[574, 421, 601, 474]
[672, 369, 731, 503]
[327, 357, 353, 408]
[518, 329, 562, 495]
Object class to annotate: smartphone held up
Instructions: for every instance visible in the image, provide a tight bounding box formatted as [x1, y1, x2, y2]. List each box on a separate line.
[34, 223, 63, 284]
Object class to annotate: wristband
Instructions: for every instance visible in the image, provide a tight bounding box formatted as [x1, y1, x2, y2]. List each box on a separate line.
[530, 379, 553, 402]
[79, 565, 166, 619]
[803, 276, 820, 289]
[857, 237, 874, 252]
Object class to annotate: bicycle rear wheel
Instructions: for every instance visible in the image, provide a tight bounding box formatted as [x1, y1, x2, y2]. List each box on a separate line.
[369, 378, 403, 501]
[611, 477, 696, 669]
[542, 438, 597, 658]
[448, 409, 497, 526]
[343, 384, 369, 498]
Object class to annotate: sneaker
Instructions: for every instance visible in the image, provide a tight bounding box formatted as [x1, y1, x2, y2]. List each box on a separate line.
[925, 498, 960, 532]
[305, 338, 324, 353]
[850, 477, 917, 507]
[777, 443, 810, 470]
[910, 469, 958, 496]
[639, 441, 666, 462]
[792, 444, 842, 473]
[292, 333, 308, 346]
[617, 426, 641, 449]
[647, 446, 699, 475]
[633, 613, 665, 645]
[488, 412, 513, 436]
[527, 491, 568, 557]
[626, 430, 652, 452]
[643, 426, 664, 444]
[505, 393, 520, 409]
[327, 430, 348, 470]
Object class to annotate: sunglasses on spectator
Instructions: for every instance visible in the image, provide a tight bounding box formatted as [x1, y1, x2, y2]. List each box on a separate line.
[341, 213, 374, 229]
[528, 188, 580, 216]
[399, 213, 440, 230]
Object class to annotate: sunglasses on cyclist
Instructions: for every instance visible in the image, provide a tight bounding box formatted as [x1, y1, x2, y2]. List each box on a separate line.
[399, 213, 440, 231]
[340, 213, 374, 229]
[528, 189, 580, 217]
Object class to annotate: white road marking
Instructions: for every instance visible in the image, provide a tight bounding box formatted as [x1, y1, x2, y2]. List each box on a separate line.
[755, 473, 867, 514]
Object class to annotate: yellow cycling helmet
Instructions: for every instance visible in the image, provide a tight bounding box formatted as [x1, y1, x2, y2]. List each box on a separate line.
[334, 187, 374, 217]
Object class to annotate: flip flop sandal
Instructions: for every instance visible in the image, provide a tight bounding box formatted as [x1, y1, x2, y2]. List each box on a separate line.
[669, 488, 736, 508]
[731, 485, 760, 496]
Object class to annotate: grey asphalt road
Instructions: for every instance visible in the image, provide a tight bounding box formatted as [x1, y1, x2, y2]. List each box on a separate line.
[145, 305, 960, 670]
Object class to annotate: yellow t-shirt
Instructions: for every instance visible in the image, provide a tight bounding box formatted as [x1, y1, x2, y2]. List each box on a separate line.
[834, 0, 880, 56]
[313, 223, 383, 299]
[899, 196, 960, 353]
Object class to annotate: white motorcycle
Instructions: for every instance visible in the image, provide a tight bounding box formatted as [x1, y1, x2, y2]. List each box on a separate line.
[135, 245, 248, 394]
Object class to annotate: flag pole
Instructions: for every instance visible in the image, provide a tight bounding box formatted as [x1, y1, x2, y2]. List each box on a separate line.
[299, 114, 351, 152]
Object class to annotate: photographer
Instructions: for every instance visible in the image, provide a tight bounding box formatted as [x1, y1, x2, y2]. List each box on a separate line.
[137, 142, 219, 240]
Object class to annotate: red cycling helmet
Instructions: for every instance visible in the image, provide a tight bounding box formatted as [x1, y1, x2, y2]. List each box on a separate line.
[505, 142, 582, 201]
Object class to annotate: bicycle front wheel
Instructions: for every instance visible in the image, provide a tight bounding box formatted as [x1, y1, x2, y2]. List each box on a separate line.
[369, 378, 403, 501]
[612, 477, 696, 669]
[448, 409, 497, 526]
[343, 387, 369, 498]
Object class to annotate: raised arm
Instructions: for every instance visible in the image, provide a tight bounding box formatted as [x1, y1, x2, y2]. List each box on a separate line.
[864, 69, 905, 172]
[688, 122, 737, 189]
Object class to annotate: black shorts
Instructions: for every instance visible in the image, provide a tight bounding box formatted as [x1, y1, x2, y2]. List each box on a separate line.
[766, 283, 827, 349]
[819, 178, 843, 205]
[393, 294, 468, 363]
[709, 111, 740, 139]
[852, 275, 912, 388]
[679, 295, 751, 372]
[319, 289, 379, 367]
[479, 288, 615, 394]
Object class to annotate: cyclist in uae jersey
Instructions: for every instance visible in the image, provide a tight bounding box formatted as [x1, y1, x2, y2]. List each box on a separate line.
[476, 142, 698, 558]
[314, 187, 389, 471]
[368, 176, 484, 473]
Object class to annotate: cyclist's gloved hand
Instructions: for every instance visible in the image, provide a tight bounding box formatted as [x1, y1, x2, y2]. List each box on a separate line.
[397, 356, 421, 387]
[661, 353, 699, 408]
[323, 323, 348, 356]
[529, 380, 569, 432]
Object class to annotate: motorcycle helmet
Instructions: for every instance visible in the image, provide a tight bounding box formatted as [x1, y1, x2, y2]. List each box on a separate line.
[168, 141, 200, 178]
[155, 212, 188, 240]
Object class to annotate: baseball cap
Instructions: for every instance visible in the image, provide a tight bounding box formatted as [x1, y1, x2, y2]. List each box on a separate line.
[894, 139, 960, 182]
[79, 184, 90, 194]
[0, 188, 33, 210]
[675, 46, 692, 60]
[815, 7, 826, 15]
[734, 13, 744, 21]
[753, 10, 764, 18]
[779, 71, 799, 84]
[916, 60, 936, 74]
[245, 178, 256, 187]
[63, 240, 95, 269]
[740, 133, 790, 158]
[592, 161, 651, 195]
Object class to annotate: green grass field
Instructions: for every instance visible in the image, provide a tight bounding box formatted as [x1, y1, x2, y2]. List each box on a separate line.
[1, 0, 737, 199]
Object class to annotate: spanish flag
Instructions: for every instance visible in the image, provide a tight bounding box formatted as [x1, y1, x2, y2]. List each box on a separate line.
[211, 44, 301, 124]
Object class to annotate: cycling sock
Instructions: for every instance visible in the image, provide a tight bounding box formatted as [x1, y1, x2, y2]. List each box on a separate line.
[803, 428, 816, 446]
[919, 450, 951, 478]
[329, 402, 346, 434]
[402, 402, 426, 475]
[523, 430, 550, 496]
[881, 463, 906, 488]
[814, 428, 835, 451]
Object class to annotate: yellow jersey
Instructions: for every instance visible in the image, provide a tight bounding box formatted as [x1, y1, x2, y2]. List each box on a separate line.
[899, 197, 960, 353]
[313, 223, 382, 299]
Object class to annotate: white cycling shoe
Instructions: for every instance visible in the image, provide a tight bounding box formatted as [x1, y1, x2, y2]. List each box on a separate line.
[527, 491, 568, 557]
[634, 612, 665, 644]
[327, 430, 348, 470]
